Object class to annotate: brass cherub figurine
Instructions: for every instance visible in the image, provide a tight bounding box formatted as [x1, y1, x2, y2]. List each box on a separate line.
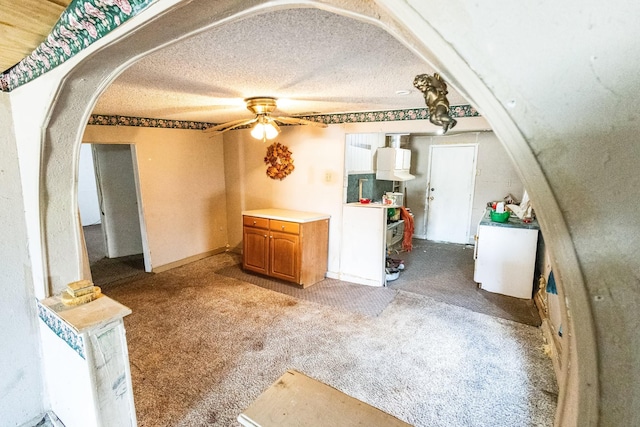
[413, 73, 457, 133]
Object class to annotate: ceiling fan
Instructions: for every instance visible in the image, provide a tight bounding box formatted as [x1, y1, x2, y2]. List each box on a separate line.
[204, 97, 327, 141]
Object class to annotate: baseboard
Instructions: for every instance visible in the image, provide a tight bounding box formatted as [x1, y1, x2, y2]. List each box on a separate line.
[325, 271, 340, 280]
[152, 247, 227, 273]
[337, 272, 384, 287]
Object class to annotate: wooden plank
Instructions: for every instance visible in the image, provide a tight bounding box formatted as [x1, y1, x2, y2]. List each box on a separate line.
[0, 0, 71, 70]
[40, 294, 132, 333]
[238, 370, 412, 427]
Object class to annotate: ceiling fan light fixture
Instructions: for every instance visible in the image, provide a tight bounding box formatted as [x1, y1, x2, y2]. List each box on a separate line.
[250, 116, 279, 141]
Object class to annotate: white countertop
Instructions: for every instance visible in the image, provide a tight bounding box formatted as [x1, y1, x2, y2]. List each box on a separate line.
[243, 208, 330, 223]
[345, 202, 400, 209]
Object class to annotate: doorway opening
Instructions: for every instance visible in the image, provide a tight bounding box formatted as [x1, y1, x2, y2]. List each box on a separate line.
[78, 143, 150, 287]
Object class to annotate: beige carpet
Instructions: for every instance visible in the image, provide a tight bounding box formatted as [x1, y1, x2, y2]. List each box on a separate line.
[102, 252, 557, 427]
[215, 264, 397, 317]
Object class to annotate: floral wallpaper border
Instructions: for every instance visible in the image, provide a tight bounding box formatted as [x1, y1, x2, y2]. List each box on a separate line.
[88, 105, 479, 130]
[37, 300, 85, 359]
[88, 114, 214, 130]
[294, 105, 479, 125]
[0, 0, 153, 91]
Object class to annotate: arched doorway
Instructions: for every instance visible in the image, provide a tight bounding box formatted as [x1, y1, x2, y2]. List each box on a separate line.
[38, 1, 596, 424]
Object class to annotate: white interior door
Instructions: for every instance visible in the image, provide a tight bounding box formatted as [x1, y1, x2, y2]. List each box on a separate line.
[93, 144, 144, 259]
[426, 144, 477, 244]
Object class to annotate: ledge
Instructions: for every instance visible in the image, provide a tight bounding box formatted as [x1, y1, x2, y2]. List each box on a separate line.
[38, 294, 131, 334]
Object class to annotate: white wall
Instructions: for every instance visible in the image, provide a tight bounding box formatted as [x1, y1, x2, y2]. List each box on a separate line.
[78, 145, 102, 226]
[0, 92, 45, 425]
[83, 126, 228, 271]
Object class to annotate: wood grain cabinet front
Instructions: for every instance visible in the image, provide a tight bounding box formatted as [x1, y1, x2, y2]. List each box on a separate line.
[242, 214, 329, 287]
[242, 226, 269, 275]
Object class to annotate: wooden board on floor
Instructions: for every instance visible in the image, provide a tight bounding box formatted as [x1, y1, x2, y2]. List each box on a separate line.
[238, 370, 412, 427]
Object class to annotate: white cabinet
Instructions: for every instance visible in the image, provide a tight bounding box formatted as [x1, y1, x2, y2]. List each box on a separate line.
[473, 210, 540, 299]
[376, 147, 415, 181]
[345, 133, 385, 173]
[340, 203, 403, 287]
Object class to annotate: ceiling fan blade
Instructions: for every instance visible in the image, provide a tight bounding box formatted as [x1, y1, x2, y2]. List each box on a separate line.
[204, 117, 257, 133]
[268, 118, 281, 134]
[274, 116, 328, 128]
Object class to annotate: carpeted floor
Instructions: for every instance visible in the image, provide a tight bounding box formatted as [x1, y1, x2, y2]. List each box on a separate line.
[85, 224, 540, 326]
[84, 224, 149, 287]
[215, 264, 397, 317]
[101, 252, 557, 427]
[86, 225, 556, 426]
[388, 240, 541, 326]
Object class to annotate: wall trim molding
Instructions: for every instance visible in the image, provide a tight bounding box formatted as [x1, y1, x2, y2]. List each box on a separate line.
[151, 247, 228, 273]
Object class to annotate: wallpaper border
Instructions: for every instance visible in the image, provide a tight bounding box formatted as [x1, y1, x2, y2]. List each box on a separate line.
[37, 300, 86, 359]
[88, 105, 479, 130]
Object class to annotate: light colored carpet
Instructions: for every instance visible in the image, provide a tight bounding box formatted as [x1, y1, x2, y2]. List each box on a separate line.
[215, 264, 397, 317]
[103, 252, 558, 427]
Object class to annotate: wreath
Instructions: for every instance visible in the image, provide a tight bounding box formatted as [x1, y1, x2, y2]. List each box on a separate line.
[264, 142, 295, 180]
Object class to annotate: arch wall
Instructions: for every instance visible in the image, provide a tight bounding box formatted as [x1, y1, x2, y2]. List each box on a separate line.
[31, 0, 640, 425]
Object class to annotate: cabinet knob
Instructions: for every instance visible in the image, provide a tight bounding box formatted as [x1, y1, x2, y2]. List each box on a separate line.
[282, 226, 285, 230]
[253, 221, 257, 225]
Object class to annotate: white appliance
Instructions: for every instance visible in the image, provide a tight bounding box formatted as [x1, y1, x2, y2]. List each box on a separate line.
[473, 209, 539, 299]
[340, 203, 402, 286]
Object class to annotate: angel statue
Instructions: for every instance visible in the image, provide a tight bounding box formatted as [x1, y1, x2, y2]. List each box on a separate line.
[413, 73, 457, 133]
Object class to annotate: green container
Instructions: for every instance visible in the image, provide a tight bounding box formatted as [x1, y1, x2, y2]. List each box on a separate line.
[490, 210, 510, 223]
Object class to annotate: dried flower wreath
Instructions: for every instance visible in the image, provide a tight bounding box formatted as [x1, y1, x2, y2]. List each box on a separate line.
[264, 142, 295, 180]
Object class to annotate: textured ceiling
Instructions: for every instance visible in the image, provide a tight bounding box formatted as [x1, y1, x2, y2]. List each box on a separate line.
[93, 8, 469, 124]
[3, 5, 470, 125]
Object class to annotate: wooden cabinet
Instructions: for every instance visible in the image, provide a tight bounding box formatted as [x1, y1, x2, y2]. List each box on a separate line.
[242, 210, 329, 287]
[269, 230, 299, 282]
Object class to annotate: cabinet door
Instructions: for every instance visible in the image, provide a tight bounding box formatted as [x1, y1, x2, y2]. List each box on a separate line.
[243, 227, 269, 275]
[269, 230, 300, 283]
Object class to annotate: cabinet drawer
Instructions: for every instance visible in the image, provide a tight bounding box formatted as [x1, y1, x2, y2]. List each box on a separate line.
[244, 216, 269, 229]
[270, 220, 300, 234]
